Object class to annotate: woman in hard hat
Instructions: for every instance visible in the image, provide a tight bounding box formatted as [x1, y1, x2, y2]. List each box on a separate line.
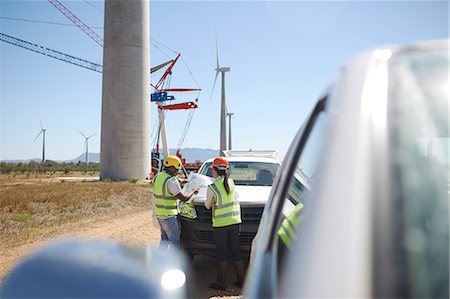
[205, 157, 245, 290]
[152, 155, 198, 248]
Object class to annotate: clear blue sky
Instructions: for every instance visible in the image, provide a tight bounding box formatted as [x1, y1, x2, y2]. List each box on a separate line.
[0, 0, 448, 161]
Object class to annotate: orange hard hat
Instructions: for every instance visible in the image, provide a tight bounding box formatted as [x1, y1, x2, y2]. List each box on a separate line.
[210, 156, 229, 169]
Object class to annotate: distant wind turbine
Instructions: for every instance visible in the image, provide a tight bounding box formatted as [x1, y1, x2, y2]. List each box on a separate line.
[210, 34, 230, 156]
[33, 119, 47, 164]
[78, 130, 96, 164]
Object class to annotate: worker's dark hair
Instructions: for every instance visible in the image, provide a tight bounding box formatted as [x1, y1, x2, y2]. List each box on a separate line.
[214, 167, 230, 194]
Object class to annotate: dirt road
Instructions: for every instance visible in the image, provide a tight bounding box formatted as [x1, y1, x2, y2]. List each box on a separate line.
[1, 209, 242, 299]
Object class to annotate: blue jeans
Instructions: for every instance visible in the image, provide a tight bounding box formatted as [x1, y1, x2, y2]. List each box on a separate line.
[157, 216, 180, 249]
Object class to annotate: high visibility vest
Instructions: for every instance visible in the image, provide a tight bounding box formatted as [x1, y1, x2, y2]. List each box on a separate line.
[277, 203, 304, 250]
[154, 172, 178, 217]
[209, 177, 241, 227]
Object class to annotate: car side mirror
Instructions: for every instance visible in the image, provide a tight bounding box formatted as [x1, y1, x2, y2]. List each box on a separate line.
[1, 239, 189, 299]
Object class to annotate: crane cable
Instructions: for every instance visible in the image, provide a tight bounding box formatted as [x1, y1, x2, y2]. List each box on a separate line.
[177, 109, 196, 151]
[0, 16, 102, 29]
[1, 16, 181, 61]
[150, 38, 200, 92]
[82, 0, 103, 12]
[150, 38, 178, 55]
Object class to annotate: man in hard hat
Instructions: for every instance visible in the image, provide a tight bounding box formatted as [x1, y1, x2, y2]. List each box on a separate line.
[152, 155, 198, 248]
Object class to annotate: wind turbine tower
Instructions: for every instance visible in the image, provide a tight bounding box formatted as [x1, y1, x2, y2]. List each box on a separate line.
[212, 41, 230, 156]
[227, 112, 234, 150]
[100, 0, 150, 180]
[78, 130, 96, 164]
[33, 121, 47, 164]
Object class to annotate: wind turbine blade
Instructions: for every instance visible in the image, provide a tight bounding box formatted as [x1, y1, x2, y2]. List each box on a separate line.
[215, 32, 220, 70]
[77, 129, 87, 138]
[209, 71, 220, 102]
[33, 131, 42, 144]
[87, 133, 96, 139]
[150, 59, 173, 74]
[39, 117, 43, 130]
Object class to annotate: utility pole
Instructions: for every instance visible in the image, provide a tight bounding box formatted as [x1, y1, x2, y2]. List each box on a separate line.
[227, 112, 234, 150]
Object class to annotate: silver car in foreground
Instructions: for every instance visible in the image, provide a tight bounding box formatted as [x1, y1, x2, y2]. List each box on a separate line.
[245, 40, 449, 298]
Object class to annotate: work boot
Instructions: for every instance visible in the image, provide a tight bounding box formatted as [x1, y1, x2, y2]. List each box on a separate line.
[233, 260, 245, 288]
[209, 261, 227, 290]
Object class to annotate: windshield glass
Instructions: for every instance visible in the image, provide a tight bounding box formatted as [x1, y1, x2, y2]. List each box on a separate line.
[199, 162, 279, 186]
[388, 46, 449, 297]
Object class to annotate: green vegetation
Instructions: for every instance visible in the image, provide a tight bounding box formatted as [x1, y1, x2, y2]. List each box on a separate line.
[127, 178, 139, 184]
[11, 214, 32, 222]
[0, 160, 100, 175]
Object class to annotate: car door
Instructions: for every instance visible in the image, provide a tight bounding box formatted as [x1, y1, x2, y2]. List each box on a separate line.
[244, 93, 331, 299]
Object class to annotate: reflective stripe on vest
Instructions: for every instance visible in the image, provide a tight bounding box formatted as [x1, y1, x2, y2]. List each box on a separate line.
[154, 172, 178, 217]
[209, 177, 241, 227]
[277, 203, 304, 249]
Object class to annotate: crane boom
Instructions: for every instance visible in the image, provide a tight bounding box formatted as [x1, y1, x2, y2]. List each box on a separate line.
[48, 0, 104, 47]
[0, 32, 103, 72]
[1, 33, 175, 75]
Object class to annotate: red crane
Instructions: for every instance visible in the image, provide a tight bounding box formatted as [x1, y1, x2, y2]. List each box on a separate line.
[48, 0, 104, 47]
[150, 53, 201, 175]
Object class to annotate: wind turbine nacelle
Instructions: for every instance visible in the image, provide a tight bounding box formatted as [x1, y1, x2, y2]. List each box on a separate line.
[216, 67, 231, 72]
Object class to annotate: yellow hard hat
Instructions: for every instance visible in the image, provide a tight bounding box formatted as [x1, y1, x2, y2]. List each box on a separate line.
[164, 155, 182, 170]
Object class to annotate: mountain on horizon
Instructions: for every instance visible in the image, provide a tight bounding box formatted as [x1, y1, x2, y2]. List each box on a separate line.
[2, 148, 219, 164]
[69, 153, 101, 163]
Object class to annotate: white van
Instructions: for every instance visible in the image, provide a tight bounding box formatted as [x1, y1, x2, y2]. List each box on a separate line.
[179, 150, 280, 259]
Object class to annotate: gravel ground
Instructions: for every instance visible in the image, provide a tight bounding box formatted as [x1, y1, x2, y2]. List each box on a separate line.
[0, 209, 243, 299]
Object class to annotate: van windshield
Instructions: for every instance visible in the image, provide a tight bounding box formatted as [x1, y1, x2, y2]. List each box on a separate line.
[199, 162, 279, 186]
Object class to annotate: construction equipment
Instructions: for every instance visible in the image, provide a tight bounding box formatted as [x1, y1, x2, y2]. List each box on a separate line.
[150, 53, 201, 175]
[1, 32, 102, 72]
[1, 32, 173, 74]
[48, 0, 104, 47]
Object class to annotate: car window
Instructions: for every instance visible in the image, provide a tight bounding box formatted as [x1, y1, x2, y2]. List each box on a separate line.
[275, 96, 329, 273]
[286, 167, 311, 206]
[385, 49, 449, 298]
[199, 161, 279, 186]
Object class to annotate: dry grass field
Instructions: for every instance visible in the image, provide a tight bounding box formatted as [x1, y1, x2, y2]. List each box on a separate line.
[0, 174, 242, 298]
[0, 173, 152, 250]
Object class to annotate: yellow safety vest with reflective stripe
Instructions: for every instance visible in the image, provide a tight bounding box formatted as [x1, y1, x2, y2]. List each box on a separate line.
[154, 172, 178, 217]
[209, 177, 241, 227]
[277, 203, 304, 250]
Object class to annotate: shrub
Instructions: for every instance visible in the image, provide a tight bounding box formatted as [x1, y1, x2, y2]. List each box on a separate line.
[63, 167, 71, 174]
[127, 178, 139, 184]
